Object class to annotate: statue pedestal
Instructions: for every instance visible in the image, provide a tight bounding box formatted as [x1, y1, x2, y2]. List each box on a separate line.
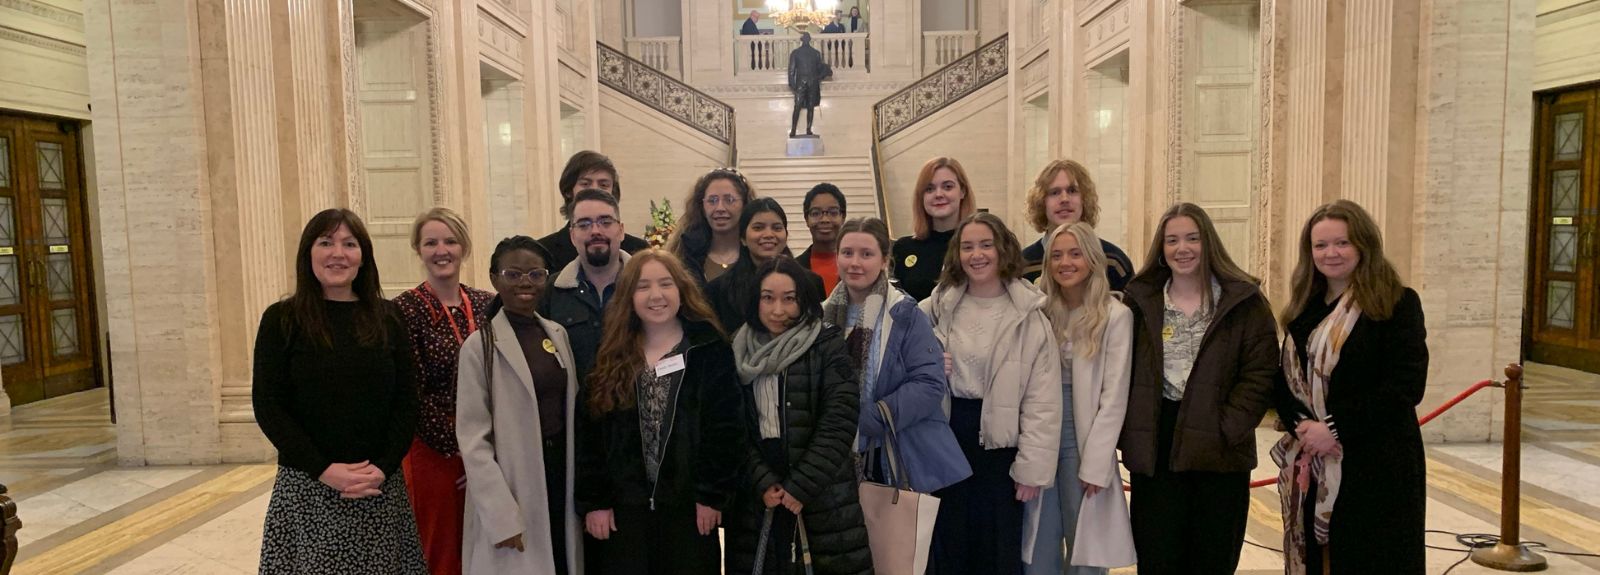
[786, 135, 825, 157]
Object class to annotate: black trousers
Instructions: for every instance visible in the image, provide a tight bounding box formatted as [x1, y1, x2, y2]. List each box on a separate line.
[543, 435, 569, 575]
[1129, 399, 1250, 575]
[928, 397, 1023, 575]
[589, 503, 721, 575]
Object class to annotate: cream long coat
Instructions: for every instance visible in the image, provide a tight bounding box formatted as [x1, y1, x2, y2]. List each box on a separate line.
[1022, 299, 1138, 567]
[456, 312, 582, 575]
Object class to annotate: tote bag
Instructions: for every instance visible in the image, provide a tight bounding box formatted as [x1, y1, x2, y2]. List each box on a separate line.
[858, 401, 941, 575]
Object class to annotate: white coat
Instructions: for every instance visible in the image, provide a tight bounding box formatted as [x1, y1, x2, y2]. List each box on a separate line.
[456, 311, 583, 575]
[1022, 298, 1138, 568]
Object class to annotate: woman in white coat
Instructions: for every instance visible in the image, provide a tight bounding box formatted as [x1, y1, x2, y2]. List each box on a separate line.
[456, 237, 583, 575]
[1026, 222, 1137, 573]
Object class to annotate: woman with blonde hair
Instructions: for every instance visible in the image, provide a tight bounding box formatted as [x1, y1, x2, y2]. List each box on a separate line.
[575, 250, 743, 574]
[1021, 160, 1134, 290]
[892, 157, 977, 301]
[1119, 203, 1277, 575]
[1025, 222, 1137, 574]
[393, 207, 495, 575]
[1272, 200, 1427, 574]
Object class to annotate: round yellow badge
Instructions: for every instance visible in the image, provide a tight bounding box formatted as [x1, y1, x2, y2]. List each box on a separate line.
[904, 254, 918, 268]
[542, 338, 556, 354]
[1161, 325, 1175, 342]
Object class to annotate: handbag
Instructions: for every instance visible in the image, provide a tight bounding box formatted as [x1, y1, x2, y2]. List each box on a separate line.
[858, 400, 940, 575]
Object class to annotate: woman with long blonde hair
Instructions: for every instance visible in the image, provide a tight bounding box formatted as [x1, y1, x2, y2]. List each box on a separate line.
[574, 250, 743, 574]
[1271, 200, 1426, 574]
[1026, 222, 1137, 573]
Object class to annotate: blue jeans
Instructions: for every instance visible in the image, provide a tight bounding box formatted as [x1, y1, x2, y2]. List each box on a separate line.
[1026, 383, 1109, 575]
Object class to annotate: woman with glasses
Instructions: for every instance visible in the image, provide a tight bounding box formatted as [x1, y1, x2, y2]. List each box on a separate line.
[392, 208, 496, 575]
[666, 168, 757, 285]
[457, 237, 583, 575]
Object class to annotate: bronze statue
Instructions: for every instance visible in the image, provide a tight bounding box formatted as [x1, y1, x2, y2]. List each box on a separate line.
[787, 32, 829, 137]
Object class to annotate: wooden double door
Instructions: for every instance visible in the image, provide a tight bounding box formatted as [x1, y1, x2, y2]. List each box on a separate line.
[0, 113, 100, 405]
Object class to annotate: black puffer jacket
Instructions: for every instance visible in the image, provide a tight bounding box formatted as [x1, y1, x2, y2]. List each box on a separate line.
[724, 324, 872, 575]
[574, 320, 743, 514]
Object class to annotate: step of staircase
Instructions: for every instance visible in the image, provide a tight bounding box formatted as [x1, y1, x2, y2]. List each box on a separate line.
[736, 155, 880, 252]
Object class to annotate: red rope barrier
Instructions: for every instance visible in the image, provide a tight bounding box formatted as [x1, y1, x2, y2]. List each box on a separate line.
[1122, 379, 1500, 491]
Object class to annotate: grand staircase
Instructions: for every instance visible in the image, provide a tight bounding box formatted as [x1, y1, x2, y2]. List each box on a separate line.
[736, 155, 879, 252]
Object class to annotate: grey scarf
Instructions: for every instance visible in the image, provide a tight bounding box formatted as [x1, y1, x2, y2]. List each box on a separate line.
[733, 318, 824, 383]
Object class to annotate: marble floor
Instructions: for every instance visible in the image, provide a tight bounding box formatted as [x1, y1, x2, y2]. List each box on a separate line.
[3, 364, 1600, 574]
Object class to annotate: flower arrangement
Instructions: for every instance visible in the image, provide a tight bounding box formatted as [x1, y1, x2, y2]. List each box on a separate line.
[645, 198, 677, 248]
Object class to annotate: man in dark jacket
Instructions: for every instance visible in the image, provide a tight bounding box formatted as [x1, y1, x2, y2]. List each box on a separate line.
[540, 188, 628, 383]
[538, 150, 650, 272]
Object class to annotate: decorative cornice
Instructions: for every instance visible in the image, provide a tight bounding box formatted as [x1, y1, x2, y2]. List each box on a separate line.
[0, 24, 83, 56]
[597, 42, 734, 145]
[874, 34, 1008, 140]
[0, 0, 81, 28]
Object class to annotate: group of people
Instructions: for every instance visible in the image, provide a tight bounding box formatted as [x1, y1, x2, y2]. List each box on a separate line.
[252, 149, 1430, 575]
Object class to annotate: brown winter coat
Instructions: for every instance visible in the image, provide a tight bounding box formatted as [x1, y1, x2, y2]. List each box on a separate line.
[1118, 268, 1279, 475]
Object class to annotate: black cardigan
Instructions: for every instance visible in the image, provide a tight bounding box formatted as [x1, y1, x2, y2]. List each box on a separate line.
[575, 320, 744, 513]
[1273, 288, 1428, 574]
[251, 300, 418, 477]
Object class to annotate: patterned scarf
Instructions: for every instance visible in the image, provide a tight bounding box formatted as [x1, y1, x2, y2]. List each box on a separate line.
[822, 272, 890, 397]
[1271, 292, 1361, 574]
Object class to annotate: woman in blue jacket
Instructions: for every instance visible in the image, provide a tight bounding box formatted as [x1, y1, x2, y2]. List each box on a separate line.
[821, 217, 970, 493]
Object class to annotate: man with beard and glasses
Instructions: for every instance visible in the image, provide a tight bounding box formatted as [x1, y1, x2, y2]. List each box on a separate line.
[538, 151, 651, 272]
[540, 188, 629, 383]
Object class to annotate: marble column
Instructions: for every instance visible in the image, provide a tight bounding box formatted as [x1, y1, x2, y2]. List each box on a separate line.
[1340, 0, 1419, 279]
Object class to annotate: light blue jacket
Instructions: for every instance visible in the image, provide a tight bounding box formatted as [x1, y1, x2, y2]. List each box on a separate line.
[857, 290, 972, 493]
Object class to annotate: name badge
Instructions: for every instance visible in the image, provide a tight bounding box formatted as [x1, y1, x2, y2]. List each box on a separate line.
[655, 354, 687, 376]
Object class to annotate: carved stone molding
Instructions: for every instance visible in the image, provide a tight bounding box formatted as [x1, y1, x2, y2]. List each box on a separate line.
[338, 0, 365, 213]
[0, 25, 84, 56]
[597, 42, 734, 145]
[478, 7, 523, 68]
[1165, 1, 1184, 205]
[0, 0, 82, 28]
[875, 35, 1008, 140]
[426, 13, 445, 206]
[1083, 0, 1130, 66]
[1255, 0, 1278, 283]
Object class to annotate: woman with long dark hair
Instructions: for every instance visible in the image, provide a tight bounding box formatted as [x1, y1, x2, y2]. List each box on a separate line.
[456, 236, 583, 575]
[575, 250, 743, 574]
[1119, 203, 1277, 575]
[665, 169, 756, 284]
[724, 257, 872, 575]
[393, 207, 495, 575]
[253, 208, 425, 573]
[919, 212, 1062, 575]
[1272, 200, 1427, 575]
[704, 197, 824, 332]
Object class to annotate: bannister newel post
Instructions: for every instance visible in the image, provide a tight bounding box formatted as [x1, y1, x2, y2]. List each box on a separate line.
[1470, 363, 1548, 572]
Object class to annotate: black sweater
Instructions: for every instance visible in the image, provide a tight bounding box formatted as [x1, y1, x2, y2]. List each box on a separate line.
[890, 228, 954, 302]
[252, 300, 418, 477]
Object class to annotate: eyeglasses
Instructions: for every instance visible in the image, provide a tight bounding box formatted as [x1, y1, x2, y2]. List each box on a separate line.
[705, 194, 741, 206]
[497, 268, 550, 283]
[806, 208, 843, 219]
[571, 216, 619, 233]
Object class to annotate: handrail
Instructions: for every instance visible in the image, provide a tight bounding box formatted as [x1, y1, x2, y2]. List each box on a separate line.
[872, 34, 1008, 140]
[596, 42, 736, 166]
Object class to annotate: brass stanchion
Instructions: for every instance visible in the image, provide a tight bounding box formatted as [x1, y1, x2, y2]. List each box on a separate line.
[1470, 363, 1548, 571]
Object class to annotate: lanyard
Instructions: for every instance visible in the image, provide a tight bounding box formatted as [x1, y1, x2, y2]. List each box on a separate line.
[417, 283, 477, 345]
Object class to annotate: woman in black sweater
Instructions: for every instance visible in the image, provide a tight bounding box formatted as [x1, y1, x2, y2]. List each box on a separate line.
[891, 157, 977, 301]
[725, 258, 872, 575]
[705, 198, 824, 333]
[576, 249, 744, 575]
[1272, 200, 1428, 575]
[252, 208, 425, 574]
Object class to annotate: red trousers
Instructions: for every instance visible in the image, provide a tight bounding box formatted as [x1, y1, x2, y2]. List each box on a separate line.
[404, 437, 465, 575]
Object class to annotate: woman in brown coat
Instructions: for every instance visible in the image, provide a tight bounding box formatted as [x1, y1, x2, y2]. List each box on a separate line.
[1119, 203, 1278, 575]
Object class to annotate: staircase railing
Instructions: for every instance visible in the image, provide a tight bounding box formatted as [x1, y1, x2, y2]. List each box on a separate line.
[870, 34, 1008, 235]
[597, 42, 738, 166]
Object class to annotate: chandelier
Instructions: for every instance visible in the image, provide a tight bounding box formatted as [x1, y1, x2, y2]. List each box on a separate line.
[765, 0, 839, 33]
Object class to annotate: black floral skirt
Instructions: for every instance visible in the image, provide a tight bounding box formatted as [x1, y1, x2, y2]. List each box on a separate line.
[258, 465, 428, 574]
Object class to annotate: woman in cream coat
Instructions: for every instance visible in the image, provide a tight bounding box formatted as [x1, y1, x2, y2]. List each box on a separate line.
[1025, 222, 1136, 573]
[456, 238, 583, 575]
